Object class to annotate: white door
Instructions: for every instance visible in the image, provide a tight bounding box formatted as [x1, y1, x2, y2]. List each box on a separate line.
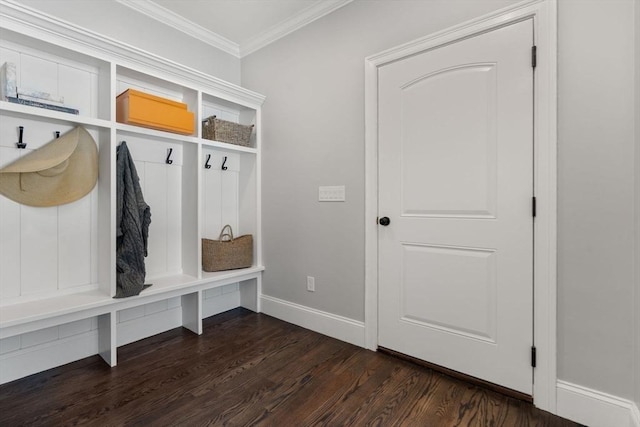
[378, 20, 534, 394]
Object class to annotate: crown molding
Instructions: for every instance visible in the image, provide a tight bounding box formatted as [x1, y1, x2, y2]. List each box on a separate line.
[116, 0, 352, 58]
[240, 0, 353, 57]
[0, 0, 264, 108]
[115, 0, 240, 58]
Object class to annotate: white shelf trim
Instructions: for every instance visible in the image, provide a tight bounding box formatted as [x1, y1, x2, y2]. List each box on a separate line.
[0, 266, 265, 337]
[200, 138, 257, 154]
[0, 101, 112, 129]
[115, 122, 200, 144]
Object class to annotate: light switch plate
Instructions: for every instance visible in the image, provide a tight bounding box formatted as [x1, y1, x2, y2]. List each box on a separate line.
[319, 185, 345, 202]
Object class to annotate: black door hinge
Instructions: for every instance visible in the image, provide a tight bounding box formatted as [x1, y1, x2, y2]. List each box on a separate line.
[531, 45, 537, 68]
[532, 196, 537, 218]
[531, 346, 537, 368]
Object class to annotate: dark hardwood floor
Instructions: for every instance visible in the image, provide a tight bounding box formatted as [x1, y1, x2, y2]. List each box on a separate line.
[0, 308, 579, 426]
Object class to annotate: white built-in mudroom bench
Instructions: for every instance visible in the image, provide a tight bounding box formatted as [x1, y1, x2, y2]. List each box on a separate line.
[0, 2, 264, 384]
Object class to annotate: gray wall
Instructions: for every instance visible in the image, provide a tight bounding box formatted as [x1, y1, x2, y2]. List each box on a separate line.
[242, 0, 518, 321]
[635, 0, 640, 411]
[11, 0, 639, 405]
[557, 0, 637, 400]
[242, 0, 640, 401]
[12, 0, 241, 84]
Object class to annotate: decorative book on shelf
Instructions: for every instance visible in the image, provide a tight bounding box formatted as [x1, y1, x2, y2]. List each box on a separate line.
[6, 96, 79, 115]
[2, 61, 80, 114]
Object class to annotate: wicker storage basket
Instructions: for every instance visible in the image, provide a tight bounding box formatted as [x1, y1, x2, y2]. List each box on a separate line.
[202, 116, 254, 147]
[202, 224, 253, 272]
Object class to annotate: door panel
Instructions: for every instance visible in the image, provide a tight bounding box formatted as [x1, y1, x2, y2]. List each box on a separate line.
[401, 243, 497, 343]
[378, 19, 534, 394]
[401, 63, 497, 218]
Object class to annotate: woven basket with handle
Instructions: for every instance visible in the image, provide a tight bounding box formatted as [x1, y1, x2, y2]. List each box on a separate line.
[202, 224, 253, 272]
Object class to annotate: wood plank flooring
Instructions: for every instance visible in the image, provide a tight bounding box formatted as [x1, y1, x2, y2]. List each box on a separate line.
[0, 308, 579, 426]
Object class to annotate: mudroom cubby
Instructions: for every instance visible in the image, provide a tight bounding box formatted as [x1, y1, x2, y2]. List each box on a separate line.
[0, 4, 264, 384]
[116, 132, 199, 286]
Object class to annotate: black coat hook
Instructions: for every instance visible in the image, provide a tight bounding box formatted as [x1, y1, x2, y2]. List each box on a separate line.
[221, 156, 228, 171]
[55, 131, 60, 139]
[166, 148, 173, 164]
[204, 154, 212, 169]
[16, 126, 26, 149]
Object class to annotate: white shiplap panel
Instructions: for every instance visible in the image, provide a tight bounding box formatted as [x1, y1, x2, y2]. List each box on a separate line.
[90, 189, 98, 285]
[221, 169, 239, 233]
[133, 160, 145, 189]
[202, 150, 240, 238]
[127, 141, 183, 167]
[0, 148, 22, 300]
[167, 296, 181, 309]
[223, 283, 239, 294]
[202, 102, 240, 123]
[21, 326, 58, 348]
[58, 64, 94, 117]
[0, 335, 20, 355]
[203, 165, 222, 239]
[0, 122, 18, 152]
[144, 299, 168, 316]
[204, 287, 222, 299]
[0, 116, 74, 152]
[0, 46, 20, 82]
[19, 53, 58, 100]
[90, 72, 100, 118]
[58, 318, 93, 339]
[144, 162, 168, 278]
[20, 205, 58, 295]
[165, 162, 182, 275]
[116, 75, 184, 104]
[58, 196, 92, 289]
[118, 305, 145, 323]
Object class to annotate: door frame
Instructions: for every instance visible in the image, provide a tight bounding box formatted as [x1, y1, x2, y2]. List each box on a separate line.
[363, 0, 557, 413]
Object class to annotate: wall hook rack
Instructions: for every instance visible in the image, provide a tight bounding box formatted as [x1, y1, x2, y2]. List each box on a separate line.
[205, 154, 212, 169]
[55, 131, 60, 139]
[166, 148, 173, 164]
[221, 156, 228, 170]
[16, 126, 27, 149]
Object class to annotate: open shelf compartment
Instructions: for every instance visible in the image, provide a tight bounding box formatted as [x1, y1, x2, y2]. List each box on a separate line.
[0, 28, 111, 121]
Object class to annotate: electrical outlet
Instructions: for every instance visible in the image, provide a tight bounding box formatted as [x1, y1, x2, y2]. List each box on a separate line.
[307, 276, 315, 292]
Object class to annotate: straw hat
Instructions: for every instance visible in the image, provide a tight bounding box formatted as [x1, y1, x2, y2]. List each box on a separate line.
[0, 127, 98, 207]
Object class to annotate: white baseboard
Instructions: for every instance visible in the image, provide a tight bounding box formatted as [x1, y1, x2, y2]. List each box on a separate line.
[631, 402, 640, 427]
[260, 294, 365, 347]
[0, 331, 99, 384]
[557, 380, 640, 427]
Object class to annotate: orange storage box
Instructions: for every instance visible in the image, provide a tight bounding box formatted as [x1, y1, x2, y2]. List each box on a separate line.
[116, 89, 194, 135]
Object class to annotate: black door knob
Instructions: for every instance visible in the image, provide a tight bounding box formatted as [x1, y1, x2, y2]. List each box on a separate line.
[379, 216, 390, 226]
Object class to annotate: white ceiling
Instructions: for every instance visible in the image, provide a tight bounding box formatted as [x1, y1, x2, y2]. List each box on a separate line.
[116, 0, 353, 58]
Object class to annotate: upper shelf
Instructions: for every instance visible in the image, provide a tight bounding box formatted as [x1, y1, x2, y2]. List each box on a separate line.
[1, 3, 265, 109]
[0, 100, 112, 129]
[200, 138, 258, 154]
